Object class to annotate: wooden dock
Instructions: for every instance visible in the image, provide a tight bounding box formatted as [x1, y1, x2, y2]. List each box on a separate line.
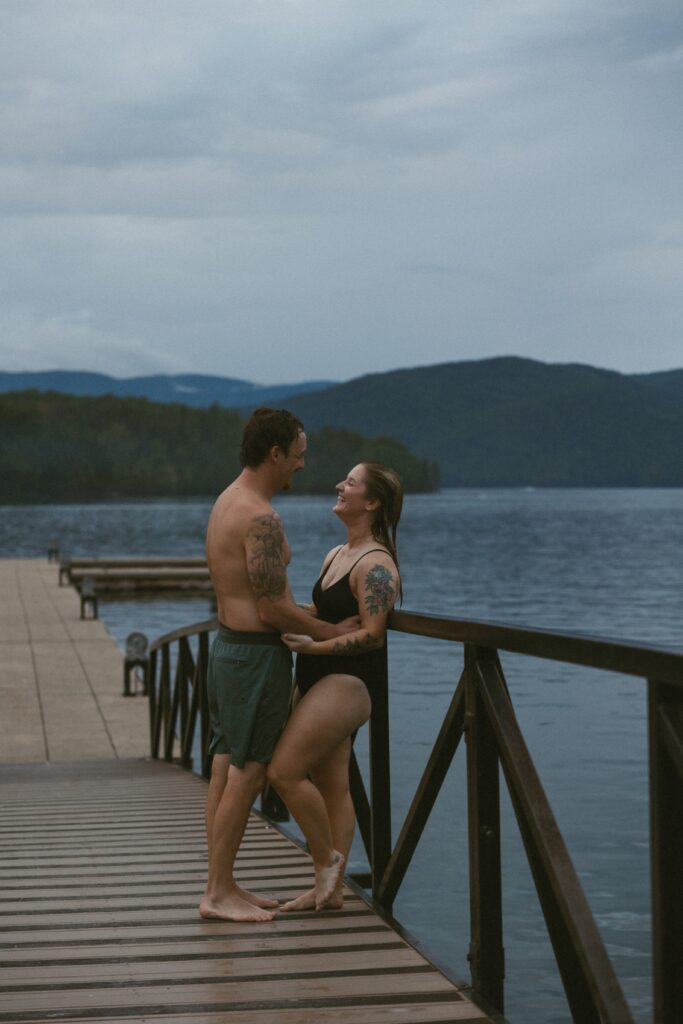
[0, 559, 149, 763]
[0, 560, 493, 1024]
[62, 556, 212, 594]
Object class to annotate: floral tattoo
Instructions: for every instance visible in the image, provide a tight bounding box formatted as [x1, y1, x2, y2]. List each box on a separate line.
[247, 513, 287, 600]
[364, 564, 395, 615]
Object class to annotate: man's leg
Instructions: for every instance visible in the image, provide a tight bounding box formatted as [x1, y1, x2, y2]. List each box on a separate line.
[199, 759, 276, 921]
[203, 755, 279, 911]
[205, 753, 230, 865]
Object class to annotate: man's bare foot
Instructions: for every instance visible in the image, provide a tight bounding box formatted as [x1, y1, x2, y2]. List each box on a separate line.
[236, 885, 279, 909]
[199, 893, 277, 922]
[314, 851, 345, 911]
[281, 886, 343, 912]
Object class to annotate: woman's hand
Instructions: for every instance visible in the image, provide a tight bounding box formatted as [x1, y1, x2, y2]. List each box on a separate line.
[281, 633, 315, 653]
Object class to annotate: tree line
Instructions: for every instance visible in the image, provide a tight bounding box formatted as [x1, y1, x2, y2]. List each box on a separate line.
[0, 391, 439, 503]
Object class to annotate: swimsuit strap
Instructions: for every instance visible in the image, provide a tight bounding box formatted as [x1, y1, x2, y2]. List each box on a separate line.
[347, 548, 389, 574]
[320, 546, 388, 585]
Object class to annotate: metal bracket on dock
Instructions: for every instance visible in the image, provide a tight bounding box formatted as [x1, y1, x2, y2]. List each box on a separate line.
[123, 632, 149, 696]
[79, 577, 98, 620]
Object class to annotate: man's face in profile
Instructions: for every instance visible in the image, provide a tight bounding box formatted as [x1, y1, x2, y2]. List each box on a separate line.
[280, 431, 307, 491]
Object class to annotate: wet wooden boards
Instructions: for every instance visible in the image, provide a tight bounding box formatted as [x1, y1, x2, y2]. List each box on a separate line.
[0, 760, 490, 1024]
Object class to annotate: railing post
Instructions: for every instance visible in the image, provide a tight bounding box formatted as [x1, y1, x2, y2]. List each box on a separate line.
[147, 648, 158, 757]
[147, 623, 216, 776]
[178, 636, 192, 759]
[369, 644, 391, 899]
[165, 645, 184, 762]
[348, 749, 373, 868]
[377, 672, 466, 910]
[159, 643, 171, 760]
[649, 679, 683, 1023]
[465, 644, 505, 1015]
[198, 630, 211, 778]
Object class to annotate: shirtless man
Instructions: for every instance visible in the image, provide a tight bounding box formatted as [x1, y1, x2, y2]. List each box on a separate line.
[199, 408, 355, 922]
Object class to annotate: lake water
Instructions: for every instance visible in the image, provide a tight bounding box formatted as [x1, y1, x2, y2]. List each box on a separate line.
[3, 488, 683, 1024]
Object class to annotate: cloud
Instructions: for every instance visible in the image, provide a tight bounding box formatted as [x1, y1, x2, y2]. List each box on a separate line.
[0, 1, 682, 379]
[0, 308, 173, 375]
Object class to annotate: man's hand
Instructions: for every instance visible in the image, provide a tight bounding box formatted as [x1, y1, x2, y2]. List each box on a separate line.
[332, 615, 361, 636]
[282, 633, 315, 653]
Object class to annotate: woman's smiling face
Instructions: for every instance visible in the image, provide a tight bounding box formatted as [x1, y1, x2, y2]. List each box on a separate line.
[333, 464, 370, 517]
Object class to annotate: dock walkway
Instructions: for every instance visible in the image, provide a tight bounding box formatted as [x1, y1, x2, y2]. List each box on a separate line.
[0, 561, 492, 1024]
[0, 760, 486, 1024]
[0, 559, 148, 763]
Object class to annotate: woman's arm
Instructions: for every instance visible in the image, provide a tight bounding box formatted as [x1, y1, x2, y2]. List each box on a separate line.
[282, 553, 398, 655]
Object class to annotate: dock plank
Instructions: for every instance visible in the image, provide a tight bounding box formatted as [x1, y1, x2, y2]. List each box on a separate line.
[0, 759, 491, 1024]
[0, 562, 492, 1024]
[0, 560, 148, 763]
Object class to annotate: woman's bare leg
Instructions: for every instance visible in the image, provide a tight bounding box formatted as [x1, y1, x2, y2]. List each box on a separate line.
[268, 674, 370, 909]
[280, 736, 355, 911]
[311, 736, 356, 906]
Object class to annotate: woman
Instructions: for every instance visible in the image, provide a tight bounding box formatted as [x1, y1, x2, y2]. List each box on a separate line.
[267, 462, 403, 911]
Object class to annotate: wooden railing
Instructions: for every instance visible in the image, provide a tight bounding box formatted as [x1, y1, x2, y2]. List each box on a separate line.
[146, 612, 683, 1024]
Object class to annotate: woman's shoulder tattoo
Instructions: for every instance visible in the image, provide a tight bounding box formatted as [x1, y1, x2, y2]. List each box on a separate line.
[364, 563, 395, 614]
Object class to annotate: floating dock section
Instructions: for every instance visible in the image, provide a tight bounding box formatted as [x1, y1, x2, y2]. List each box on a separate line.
[63, 556, 213, 594]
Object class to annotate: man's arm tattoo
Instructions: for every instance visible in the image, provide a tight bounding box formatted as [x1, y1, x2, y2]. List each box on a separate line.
[364, 564, 395, 615]
[247, 513, 287, 600]
[332, 632, 379, 655]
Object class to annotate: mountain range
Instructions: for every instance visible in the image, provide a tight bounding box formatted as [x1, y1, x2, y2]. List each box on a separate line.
[0, 371, 334, 408]
[283, 357, 683, 486]
[3, 358, 682, 485]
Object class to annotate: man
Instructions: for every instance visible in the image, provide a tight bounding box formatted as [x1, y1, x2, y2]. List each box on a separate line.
[199, 408, 356, 921]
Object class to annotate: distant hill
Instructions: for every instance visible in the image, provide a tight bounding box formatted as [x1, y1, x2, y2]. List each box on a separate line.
[3, 358, 682, 486]
[0, 392, 438, 503]
[0, 371, 335, 409]
[283, 357, 683, 486]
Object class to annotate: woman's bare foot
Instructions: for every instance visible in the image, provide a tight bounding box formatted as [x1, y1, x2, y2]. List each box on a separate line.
[281, 887, 316, 912]
[314, 851, 345, 910]
[199, 892, 277, 922]
[236, 884, 279, 909]
[281, 886, 343, 912]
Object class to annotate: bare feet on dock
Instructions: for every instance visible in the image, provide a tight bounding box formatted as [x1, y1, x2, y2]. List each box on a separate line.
[281, 886, 343, 912]
[314, 851, 345, 911]
[199, 891, 277, 922]
[235, 884, 279, 909]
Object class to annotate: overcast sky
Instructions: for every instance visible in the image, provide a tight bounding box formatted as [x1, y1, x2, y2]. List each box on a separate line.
[1, 1, 681, 384]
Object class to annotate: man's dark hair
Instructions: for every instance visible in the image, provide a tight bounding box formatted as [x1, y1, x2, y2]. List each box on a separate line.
[239, 408, 305, 468]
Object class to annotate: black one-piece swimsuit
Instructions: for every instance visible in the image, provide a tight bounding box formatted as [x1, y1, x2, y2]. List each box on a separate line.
[295, 548, 387, 702]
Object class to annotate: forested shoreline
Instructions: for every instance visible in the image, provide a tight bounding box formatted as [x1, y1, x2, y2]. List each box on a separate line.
[0, 391, 439, 502]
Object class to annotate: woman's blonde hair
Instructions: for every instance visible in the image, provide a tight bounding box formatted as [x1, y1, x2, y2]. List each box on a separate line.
[362, 462, 403, 600]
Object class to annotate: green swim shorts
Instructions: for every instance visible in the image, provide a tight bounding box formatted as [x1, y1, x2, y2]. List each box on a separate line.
[207, 624, 293, 769]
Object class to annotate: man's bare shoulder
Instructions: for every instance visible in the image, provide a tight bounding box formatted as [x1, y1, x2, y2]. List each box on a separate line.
[209, 482, 273, 534]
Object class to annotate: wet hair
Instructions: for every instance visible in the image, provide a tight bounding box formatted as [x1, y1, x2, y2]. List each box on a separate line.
[239, 408, 305, 468]
[362, 462, 404, 600]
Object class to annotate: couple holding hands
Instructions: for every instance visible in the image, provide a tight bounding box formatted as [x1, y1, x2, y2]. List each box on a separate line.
[199, 408, 402, 921]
